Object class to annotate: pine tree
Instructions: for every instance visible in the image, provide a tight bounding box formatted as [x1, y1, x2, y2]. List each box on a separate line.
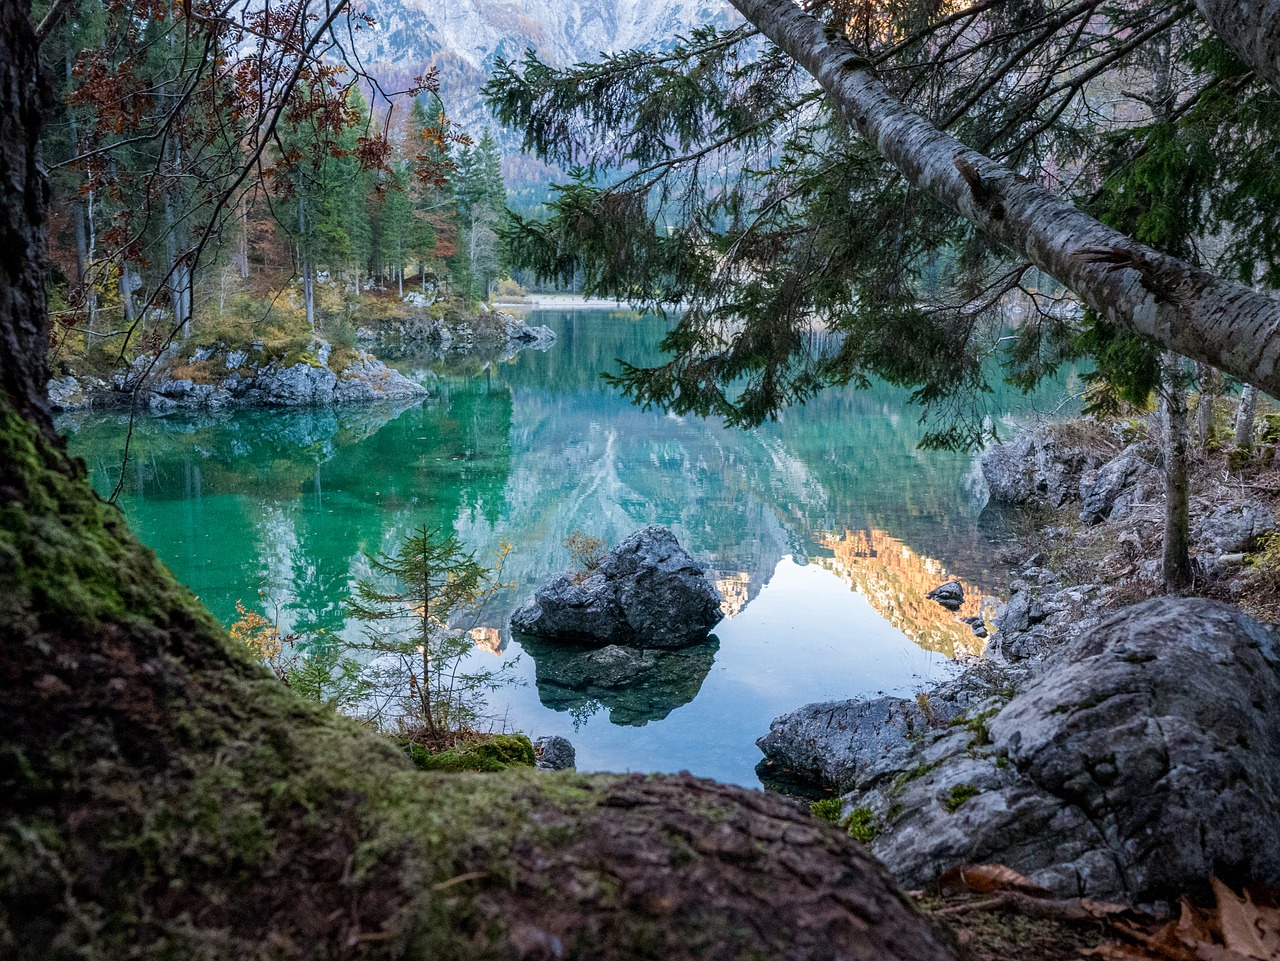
[346, 526, 513, 736]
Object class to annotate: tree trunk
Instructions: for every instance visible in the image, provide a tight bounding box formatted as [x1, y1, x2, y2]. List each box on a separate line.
[1161, 356, 1193, 593]
[1235, 384, 1258, 451]
[298, 198, 315, 331]
[0, 8, 953, 958]
[1192, 0, 1280, 96]
[1197, 363, 1220, 448]
[727, 0, 1280, 399]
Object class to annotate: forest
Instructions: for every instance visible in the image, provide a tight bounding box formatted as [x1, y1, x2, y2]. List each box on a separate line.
[3, 0, 1280, 959]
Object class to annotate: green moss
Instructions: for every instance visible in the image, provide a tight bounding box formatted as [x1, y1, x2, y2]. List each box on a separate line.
[840, 807, 878, 844]
[809, 797, 843, 823]
[944, 784, 980, 813]
[891, 760, 939, 792]
[403, 734, 536, 773]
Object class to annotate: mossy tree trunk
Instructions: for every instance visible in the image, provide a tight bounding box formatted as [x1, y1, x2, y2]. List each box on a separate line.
[0, 6, 954, 959]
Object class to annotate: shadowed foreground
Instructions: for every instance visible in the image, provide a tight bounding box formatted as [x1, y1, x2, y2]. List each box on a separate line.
[0, 402, 957, 959]
[0, 4, 954, 957]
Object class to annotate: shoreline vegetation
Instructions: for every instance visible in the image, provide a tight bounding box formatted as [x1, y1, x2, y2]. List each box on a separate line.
[46, 285, 557, 413]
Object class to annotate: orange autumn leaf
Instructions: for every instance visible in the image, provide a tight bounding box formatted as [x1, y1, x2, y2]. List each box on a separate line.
[937, 863, 1051, 897]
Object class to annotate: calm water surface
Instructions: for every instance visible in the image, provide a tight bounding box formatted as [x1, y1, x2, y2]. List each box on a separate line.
[60, 309, 1075, 786]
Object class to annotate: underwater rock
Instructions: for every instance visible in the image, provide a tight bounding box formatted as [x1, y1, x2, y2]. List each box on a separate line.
[520, 634, 719, 727]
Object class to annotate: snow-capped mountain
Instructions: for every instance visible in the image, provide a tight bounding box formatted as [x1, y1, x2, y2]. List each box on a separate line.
[356, 0, 732, 74]
[352, 0, 734, 129]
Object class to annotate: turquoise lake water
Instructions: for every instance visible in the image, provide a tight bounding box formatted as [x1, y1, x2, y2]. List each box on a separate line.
[60, 309, 1077, 786]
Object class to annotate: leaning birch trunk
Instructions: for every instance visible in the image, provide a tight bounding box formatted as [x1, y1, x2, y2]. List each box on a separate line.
[1235, 384, 1258, 451]
[1161, 355, 1193, 592]
[727, 0, 1280, 399]
[1192, 0, 1280, 97]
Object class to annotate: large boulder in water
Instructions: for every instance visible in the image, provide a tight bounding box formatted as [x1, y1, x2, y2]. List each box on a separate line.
[510, 526, 723, 648]
[766, 598, 1280, 901]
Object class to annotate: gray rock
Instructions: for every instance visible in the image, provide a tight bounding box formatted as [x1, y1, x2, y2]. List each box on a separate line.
[47, 375, 88, 411]
[332, 353, 428, 402]
[1193, 499, 1273, 556]
[533, 735, 576, 771]
[981, 431, 1105, 509]
[756, 697, 957, 795]
[1079, 445, 1155, 524]
[926, 580, 964, 611]
[510, 526, 723, 647]
[157, 378, 195, 398]
[821, 599, 1280, 901]
[260, 362, 338, 405]
[503, 313, 557, 350]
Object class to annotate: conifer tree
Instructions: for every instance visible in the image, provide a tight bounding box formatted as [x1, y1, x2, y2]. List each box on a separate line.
[346, 526, 513, 736]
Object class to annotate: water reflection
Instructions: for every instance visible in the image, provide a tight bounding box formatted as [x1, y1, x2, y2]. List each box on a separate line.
[816, 528, 993, 658]
[517, 634, 721, 727]
[59, 309, 1077, 785]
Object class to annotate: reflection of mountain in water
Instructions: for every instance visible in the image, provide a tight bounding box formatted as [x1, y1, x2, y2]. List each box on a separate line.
[63, 309, 1076, 717]
[517, 634, 720, 727]
[815, 529, 992, 658]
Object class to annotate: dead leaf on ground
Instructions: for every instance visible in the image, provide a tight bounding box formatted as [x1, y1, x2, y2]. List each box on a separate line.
[1088, 879, 1280, 961]
[1212, 879, 1280, 961]
[939, 863, 1052, 897]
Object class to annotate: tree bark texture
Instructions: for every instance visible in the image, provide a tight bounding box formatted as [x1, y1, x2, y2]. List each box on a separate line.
[1160, 357, 1193, 592]
[1235, 384, 1259, 450]
[1196, 363, 1219, 448]
[727, 0, 1280, 400]
[1193, 0, 1280, 96]
[0, 6, 955, 958]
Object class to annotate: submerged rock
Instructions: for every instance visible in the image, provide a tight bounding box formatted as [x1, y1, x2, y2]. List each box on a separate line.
[520, 634, 719, 727]
[510, 526, 724, 647]
[926, 580, 964, 611]
[781, 599, 1280, 901]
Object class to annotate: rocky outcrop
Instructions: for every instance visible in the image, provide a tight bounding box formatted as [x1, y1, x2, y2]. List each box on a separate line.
[533, 735, 576, 770]
[756, 695, 968, 795]
[981, 430, 1107, 508]
[926, 580, 964, 611]
[1078, 444, 1159, 524]
[510, 526, 724, 647]
[47, 339, 428, 412]
[773, 599, 1280, 901]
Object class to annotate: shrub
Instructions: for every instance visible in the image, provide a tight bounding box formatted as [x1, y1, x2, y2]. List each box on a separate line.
[564, 531, 607, 581]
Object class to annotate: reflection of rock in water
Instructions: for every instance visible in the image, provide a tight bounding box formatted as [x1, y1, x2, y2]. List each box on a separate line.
[516, 634, 719, 727]
[815, 529, 998, 658]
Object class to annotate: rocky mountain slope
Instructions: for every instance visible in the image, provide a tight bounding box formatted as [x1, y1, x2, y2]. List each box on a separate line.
[352, 0, 734, 130]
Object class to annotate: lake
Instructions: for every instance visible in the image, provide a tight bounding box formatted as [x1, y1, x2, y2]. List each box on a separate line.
[59, 308, 1075, 787]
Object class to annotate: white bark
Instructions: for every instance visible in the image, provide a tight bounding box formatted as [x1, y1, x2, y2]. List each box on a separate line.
[727, 0, 1280, 399]
[1235, 384, 1258, 450]
[1193, 0, 1280, 96]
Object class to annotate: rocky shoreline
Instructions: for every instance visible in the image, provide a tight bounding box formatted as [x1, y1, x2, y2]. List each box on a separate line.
[758, 419, 1280, 904]
[47, 304, 557, 414]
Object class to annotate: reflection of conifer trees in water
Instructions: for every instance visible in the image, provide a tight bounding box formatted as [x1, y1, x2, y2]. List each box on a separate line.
[63, 311, 1070, 671]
